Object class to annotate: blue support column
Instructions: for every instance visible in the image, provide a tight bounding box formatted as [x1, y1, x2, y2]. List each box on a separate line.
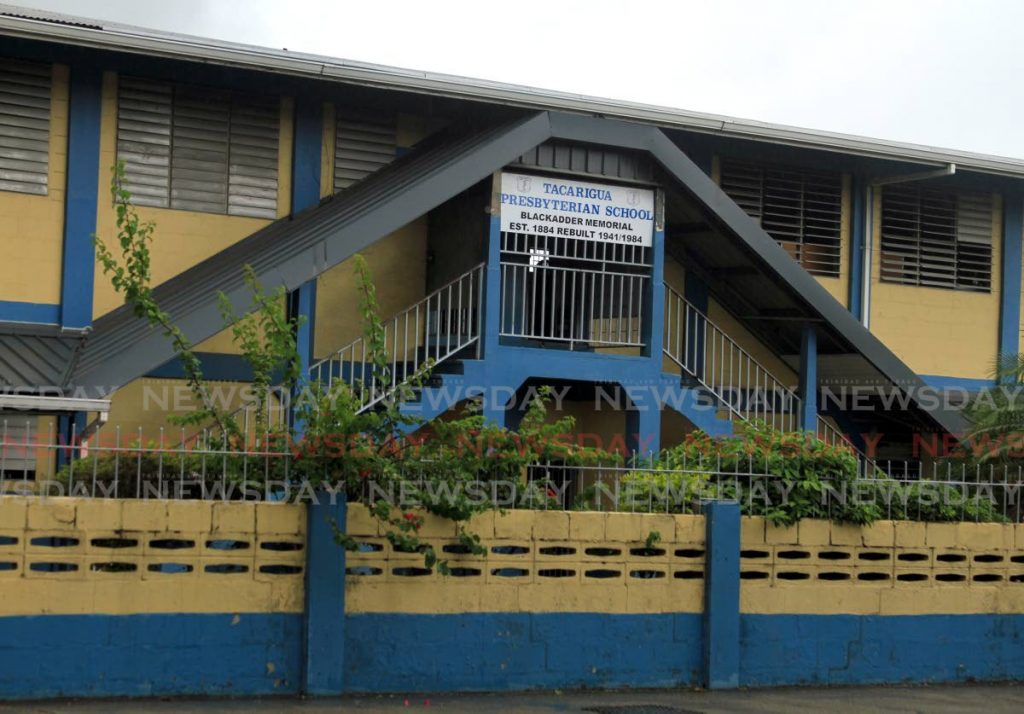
[799, 325, 818, 432]
[626, 404, 660, 460]
[999, 192, 1022, 367]
[288, 100, 322, 432]
[703, 500, 740, 689]
[848, 176, 866, 321]
[645, 218, 666, 359]
[483, 208, 502, 359]
[60, 67, 103, 330]
[303, 493, 347, 695]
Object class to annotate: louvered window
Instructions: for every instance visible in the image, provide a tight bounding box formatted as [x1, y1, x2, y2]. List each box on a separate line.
[720, 158, 843, 277]
[0, 59, 50, 196]
[879, 186, 992, 292]
[117, 77, 279, 218]
[333, 113, 396, 192]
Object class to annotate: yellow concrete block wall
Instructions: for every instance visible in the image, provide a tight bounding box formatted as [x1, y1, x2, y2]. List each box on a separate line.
[91, 73, 294, 321]
[0, 496, 305, 616]
[0, 63, 68, 306]
[344, 505, 706, 614]
[739, 515, 1024, 616]
[869, 192, 1002, 379]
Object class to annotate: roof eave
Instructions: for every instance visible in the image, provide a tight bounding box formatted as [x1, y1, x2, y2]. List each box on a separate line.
[3, 8, 1024, 180]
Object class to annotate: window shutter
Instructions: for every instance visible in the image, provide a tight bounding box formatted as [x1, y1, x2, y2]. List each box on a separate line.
[879, 185, 991, 292]
[117, 77, 172, 207]
[0, 59, 51, 196]
[720, 158, 842, 277]
[118, 78, 279, 217]
[227, 95, 279, 219]
[170, 85, 230, 214]
[333, 113, 396, 192]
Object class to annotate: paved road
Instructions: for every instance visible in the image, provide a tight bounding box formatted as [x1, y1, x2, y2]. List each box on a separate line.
[4, 683, 1023, 713]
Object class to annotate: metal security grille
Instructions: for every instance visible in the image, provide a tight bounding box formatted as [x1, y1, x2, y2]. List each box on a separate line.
[879, 185, 992, 292]
[117, 77, 279, 218]
[499, 232, 651, 348]
[333, 113, 397, 191]
[720, 158, 842, 277]
[0, 58, 50, 196]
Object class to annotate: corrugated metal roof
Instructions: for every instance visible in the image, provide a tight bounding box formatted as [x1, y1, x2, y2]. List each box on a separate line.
[1, 3, 1023, 178]
[72, 113, 553, 389]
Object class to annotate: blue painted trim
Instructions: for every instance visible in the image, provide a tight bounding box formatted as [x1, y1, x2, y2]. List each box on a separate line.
[626, 407, 660, 458]
[704, 500, 740, 689]
[304, 494, 346, 695]
[848, 176, 865, 320]
[288, 99, 322, 434]
[799, 325, 817, 432]
[646, 223, 666, 359]
[0, 612, 302, 699]
[291, 99, 322, 216]
[919, 375, 995, 393]
[0, 300, 60, 325]
[146, 352, 258, 382]
[344, 612, 703, 692]
[999, 192, 1022, 364]
[484, 213, 502, 362]
[60, 66, 103, 330]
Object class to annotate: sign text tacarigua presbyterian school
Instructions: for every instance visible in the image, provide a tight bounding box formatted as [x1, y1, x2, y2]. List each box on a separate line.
[499, 172, 654, 247]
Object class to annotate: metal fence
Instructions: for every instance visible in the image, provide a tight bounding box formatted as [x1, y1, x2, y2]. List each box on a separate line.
[3, 420, 1020, 525]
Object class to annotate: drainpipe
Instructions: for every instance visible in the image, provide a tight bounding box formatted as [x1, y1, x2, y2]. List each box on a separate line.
[861, 163, 956, 329]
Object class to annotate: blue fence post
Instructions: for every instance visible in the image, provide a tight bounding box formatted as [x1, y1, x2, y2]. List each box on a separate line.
[703, 500, 740, 689]
[303, 492, 347, 695]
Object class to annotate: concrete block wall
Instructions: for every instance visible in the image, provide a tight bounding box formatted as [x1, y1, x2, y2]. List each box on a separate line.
[0, 496, 306, 698]
[4, 497, 1024, 699]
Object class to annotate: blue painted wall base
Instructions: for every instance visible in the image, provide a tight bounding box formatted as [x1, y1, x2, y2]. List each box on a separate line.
[344, 612, 703, 692]
[0, 613, 302, 699]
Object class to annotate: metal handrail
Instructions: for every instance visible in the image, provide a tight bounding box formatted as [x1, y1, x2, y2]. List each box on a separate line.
[663, 283, 877, 472]
[663, 283, 802, 431]
[309, 262, 485, 413]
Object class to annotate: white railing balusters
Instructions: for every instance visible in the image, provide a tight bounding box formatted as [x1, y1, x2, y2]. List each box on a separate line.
[308, 263, 485, 414]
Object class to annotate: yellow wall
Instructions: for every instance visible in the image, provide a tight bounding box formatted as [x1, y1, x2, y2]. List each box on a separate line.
[91, 74, 294, 320]
[345, 505, 706, 614]
[869, 192, 1002, 379]
[0, 63, 68, 306]
[741, 515, 1024, 615]
[314, 220, 428, 358]
[100, 377, 283, 447]
[0, 496, 304, 615]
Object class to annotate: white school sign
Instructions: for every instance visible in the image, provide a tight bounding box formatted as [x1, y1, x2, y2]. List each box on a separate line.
[499, 172, 654, 247]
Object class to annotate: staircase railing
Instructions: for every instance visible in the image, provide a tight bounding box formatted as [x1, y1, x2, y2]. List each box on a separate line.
[308, 262, 485, 413]
[663, 284, 803, 432]
[663, 284, 878, 474]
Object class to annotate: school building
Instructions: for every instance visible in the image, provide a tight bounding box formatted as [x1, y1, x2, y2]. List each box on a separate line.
[1, 5, 1020, 473]
[3, 4, 1024, 701]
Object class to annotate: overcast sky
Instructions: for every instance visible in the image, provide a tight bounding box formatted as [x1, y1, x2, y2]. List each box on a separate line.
[14, 0, 1024, 159]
